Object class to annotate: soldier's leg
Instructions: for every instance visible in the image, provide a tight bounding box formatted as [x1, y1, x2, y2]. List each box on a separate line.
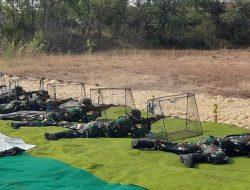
[0, 113, 24, 120]
[225, 133, 250, 138]
[11, 120, 60, 129]
[0, 104, 8, 114]
[0, 111, 45, 120]
[159, 142, 200, 154]
[248, 141, 250, 157]
[180, 152, 228, 168]
[131, 138, 200, 155]
[11, 121, 30, 129]
[60, 122, 79, 130]
[131, 138, 158, 149]
[223, 133, 250, 156]
[44, 130, 86, 140]
[0, 148, 21, 157]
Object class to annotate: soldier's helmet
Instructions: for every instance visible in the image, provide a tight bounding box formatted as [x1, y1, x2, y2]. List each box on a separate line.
[14, 86, 23, 96]
[81, 98, 92, 106]
[130, 109, 141, 119]
[39, 90, 49, 96]
[63, 112, 72, 121]
[38, 90, 50, 101]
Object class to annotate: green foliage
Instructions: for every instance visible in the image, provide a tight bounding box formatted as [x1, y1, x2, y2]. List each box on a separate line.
[84, 39, 96, 53]
[0, 38, 16, 58]
[220, 0, 250, 47]
[0, 0, 249, 53]
[0, 32, 44, 59]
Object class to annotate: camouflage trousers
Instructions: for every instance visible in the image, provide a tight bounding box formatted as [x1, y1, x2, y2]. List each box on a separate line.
[131, 138, 228, 165]
[0, 111, 46, 121]
[51, 127, 108, 139]
[11, 120, 59, 129]
[0, 148, 23, 157]
[52, 130, 88, 139]
[223, 133, 250, 156]
[46, 122, 113, 140]
[131, 138, 200, 154]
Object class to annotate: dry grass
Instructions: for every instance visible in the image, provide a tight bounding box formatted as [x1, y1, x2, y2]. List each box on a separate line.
[0, 49, 249, 98]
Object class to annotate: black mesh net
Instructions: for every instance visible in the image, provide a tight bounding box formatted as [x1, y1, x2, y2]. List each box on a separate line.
[0, 72, 5, 87]
[8, 76, 20, 89]
[90, 88, 135, 120]
[47, 82, 86, 101]
[18, 77, 45, 92]
[147, 93, 203, 141]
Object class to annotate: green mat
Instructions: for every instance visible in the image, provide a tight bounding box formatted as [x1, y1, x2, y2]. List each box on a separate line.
[0, 107, 250, 190]
[0, 153, 144, 190]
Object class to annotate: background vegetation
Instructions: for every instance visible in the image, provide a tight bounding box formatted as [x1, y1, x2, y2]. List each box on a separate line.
[0, 0, 249, 56]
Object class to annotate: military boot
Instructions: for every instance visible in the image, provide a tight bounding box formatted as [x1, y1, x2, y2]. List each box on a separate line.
[131, 138, 155, 149]
[11, 122, 23, 129]
[179, 154, 194, 168]
[44, 132, 58, 140]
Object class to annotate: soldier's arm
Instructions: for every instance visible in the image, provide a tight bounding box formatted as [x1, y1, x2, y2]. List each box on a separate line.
[23, 90, 38, 96]
[139, 115, 165, 125]
[131, 127, 149, 138]
[57, 98, 73, 105]
[81, 112, 101, 122]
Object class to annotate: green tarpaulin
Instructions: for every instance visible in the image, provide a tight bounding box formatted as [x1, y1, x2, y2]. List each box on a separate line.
[0, 153, 144, 190]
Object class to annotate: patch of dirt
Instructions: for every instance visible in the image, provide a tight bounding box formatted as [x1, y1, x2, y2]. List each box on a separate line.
[1, 50, 249, 128]
[1, 49, 249, 98]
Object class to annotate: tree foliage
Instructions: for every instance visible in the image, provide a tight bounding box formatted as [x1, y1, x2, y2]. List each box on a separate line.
[0, 0, 249, 54]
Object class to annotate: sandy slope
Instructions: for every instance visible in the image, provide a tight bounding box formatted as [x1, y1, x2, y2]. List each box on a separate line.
[1, 50, 249, 98]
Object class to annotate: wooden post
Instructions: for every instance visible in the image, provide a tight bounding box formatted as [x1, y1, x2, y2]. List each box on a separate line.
[151, 95, 155, 114]
[40, 77, 45, 91]
[213, 104, 218, 123]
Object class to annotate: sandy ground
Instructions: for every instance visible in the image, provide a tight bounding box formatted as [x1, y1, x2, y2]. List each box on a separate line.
[1, 50, 250, 98]
[1, 50, 249, 128]
[9, 76, 249, 129]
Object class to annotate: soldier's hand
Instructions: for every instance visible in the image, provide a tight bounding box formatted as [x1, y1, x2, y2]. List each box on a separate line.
[156, 114, 164, 119]
[93, 110, 102, 117]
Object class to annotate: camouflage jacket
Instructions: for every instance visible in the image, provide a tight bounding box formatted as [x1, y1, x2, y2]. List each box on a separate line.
[66, 115, 151, 138]
[0, 95, 47, 114]
[40, 107, 99, 123]
[197, 136, 228, 163]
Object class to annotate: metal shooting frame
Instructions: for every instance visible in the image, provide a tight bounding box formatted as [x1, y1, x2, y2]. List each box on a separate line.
[147, 93, 203, 141]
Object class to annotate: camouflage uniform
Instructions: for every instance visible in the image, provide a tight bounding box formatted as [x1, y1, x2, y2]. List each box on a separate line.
[44, 111, 164, 140]
[9, 108, 100, 129]
[0, 85, 49, 104]
[221, 133, 250, 156]
[132, 134, 250, 168]
[0, 99, 112, 129]
[0, 147, 22, 157]
[0, 94, 48, 114]
[0, 86, 24, 104]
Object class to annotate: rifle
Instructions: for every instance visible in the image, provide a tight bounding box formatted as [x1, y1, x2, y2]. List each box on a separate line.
[135, 115, 165, 133]
[82, 103, 115, 112]
[54, 98, 74, 107]
[135, 115, 165, 125]
[24, 90, 49, 97]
